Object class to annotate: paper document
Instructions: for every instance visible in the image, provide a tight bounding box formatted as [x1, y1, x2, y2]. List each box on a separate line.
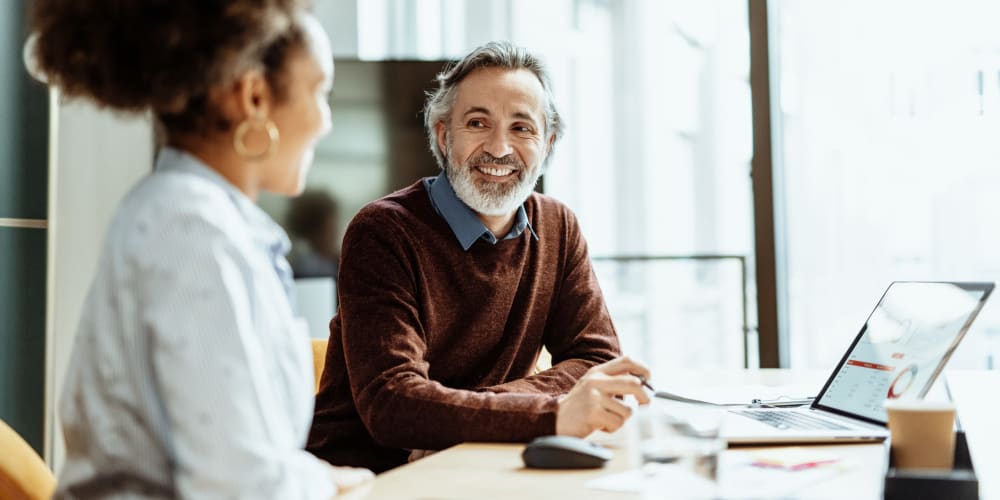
[585, 452, 853, 499]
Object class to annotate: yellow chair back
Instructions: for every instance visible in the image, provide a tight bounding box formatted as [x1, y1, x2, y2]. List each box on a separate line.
[311, 338, 328, 393]
[0, 419, 55, 500]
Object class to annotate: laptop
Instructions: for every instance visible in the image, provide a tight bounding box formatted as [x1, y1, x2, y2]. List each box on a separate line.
[722, 281, 994, 444]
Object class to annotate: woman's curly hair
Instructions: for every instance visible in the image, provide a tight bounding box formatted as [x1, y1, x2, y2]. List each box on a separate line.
[30, 0, 309, 134]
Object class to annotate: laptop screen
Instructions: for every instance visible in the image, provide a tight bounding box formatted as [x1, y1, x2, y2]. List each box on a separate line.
[813, 282, 993, 425]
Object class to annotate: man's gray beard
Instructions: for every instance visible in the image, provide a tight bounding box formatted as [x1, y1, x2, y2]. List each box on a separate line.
[445, 154, 540, 217]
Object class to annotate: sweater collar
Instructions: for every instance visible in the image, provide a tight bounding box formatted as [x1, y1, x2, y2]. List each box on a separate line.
[424, 171, 538, 251]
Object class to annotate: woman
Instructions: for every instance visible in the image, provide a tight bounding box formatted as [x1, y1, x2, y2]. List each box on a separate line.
[31, 1, 372, 497]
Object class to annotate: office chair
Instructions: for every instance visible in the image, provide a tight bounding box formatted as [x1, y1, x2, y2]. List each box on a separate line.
[0, 419, 55, 500]
[311, 338, 328, 393]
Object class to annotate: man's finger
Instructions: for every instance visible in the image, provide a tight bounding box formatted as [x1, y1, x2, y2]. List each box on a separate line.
[595, 406, 626, 433]
[588, 375, 650, 404]
[600, 393, 633, 420]
[592, 356, 651, 380]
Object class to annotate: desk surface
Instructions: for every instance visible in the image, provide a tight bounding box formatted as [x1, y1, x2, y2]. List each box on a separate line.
[363, 441, 886, 499]
[948, 370, 1000, 500]
[359, 369, 997, 499]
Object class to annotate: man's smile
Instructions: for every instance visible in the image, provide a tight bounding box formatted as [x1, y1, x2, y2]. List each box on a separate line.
[475, 165, 517, 178]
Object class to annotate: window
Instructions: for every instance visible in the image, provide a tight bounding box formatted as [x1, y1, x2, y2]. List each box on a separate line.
[296, 0, 759, 372]
[544, 1, 756, 370]
[774, 0, 1000, 369]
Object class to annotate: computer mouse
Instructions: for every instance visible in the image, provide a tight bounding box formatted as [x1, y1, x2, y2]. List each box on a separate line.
[521, 435, 613, 469]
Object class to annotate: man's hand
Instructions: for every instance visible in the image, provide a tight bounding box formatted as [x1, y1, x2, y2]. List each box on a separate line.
[555, 356, 651, 437]
[328, 465, 374, 498]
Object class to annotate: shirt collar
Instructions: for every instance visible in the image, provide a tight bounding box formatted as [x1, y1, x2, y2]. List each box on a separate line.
[425, 171, 537, 251]
[154, 146, 291, 258]
[510, 203, 539, 242]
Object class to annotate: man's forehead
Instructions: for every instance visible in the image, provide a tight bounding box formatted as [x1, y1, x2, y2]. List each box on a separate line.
[453, 67, 545, 117]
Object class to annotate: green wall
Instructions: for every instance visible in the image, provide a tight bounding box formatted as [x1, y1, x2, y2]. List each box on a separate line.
[0, 1, 49, 454]
[0, 229, 46, 453]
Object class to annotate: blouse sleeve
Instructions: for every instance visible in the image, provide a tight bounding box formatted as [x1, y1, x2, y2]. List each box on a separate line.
[140, 213, 336, 499]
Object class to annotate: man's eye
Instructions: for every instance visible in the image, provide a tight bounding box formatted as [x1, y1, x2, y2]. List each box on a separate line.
[468, 119, 485, 128]
[514, 126, 532, 133]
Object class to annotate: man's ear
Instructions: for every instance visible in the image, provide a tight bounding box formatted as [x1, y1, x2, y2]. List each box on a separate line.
[545, 133, 556, 158]
[434, 120, 448, 159]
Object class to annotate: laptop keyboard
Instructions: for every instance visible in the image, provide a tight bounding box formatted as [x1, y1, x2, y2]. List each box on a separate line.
[732, 409, 852, 431]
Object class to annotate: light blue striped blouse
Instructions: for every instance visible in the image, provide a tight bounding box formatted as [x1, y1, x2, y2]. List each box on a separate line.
[55, 147, 334, 499]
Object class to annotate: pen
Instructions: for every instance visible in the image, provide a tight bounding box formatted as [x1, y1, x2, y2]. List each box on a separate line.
[639, 377, 655, 392]
[640, 378, 777, 407]
[640, 375, 814, 408]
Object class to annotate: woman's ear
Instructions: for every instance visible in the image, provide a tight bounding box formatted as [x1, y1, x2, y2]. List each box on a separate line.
[235, 70, 273, 120]
[210, 70, 274, 128]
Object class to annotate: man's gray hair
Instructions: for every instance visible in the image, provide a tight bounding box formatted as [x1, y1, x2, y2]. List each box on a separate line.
[423, 40, 564, 171]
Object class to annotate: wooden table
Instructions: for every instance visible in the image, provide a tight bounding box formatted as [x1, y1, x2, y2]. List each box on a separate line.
[360, 370, 895, 499]
[362, 441, 887, 499]
[947, 370, 1000, 500]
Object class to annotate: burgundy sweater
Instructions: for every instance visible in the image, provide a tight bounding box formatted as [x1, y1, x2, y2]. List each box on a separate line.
[307, 180, 620, 472]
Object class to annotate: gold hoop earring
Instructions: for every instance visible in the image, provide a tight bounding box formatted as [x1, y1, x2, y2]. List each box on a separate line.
[233, 115, 279, 161]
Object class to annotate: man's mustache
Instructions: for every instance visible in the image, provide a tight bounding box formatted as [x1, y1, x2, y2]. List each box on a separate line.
[467, 153, 523, 169]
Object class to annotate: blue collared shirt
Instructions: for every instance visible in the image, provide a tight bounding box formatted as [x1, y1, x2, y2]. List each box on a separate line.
[424, 172, 539, 251]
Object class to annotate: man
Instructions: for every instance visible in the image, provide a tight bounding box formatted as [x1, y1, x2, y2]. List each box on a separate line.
[308, 41, 650, 473]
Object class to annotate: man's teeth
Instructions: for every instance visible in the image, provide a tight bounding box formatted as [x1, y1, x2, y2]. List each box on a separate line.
[479, 166, 513, 177]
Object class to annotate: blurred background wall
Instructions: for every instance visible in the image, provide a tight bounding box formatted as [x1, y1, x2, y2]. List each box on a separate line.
[3, 0, 999, 471]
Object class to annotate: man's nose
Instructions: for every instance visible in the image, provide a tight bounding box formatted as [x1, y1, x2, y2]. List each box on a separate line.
[482, 128, 513, 158]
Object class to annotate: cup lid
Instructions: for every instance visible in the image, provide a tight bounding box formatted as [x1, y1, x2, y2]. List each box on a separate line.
[883, 399, 955, 411]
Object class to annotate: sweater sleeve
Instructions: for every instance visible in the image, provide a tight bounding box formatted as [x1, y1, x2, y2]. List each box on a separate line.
[338, 210, 559, 450]
[479, 207, 621, 395]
